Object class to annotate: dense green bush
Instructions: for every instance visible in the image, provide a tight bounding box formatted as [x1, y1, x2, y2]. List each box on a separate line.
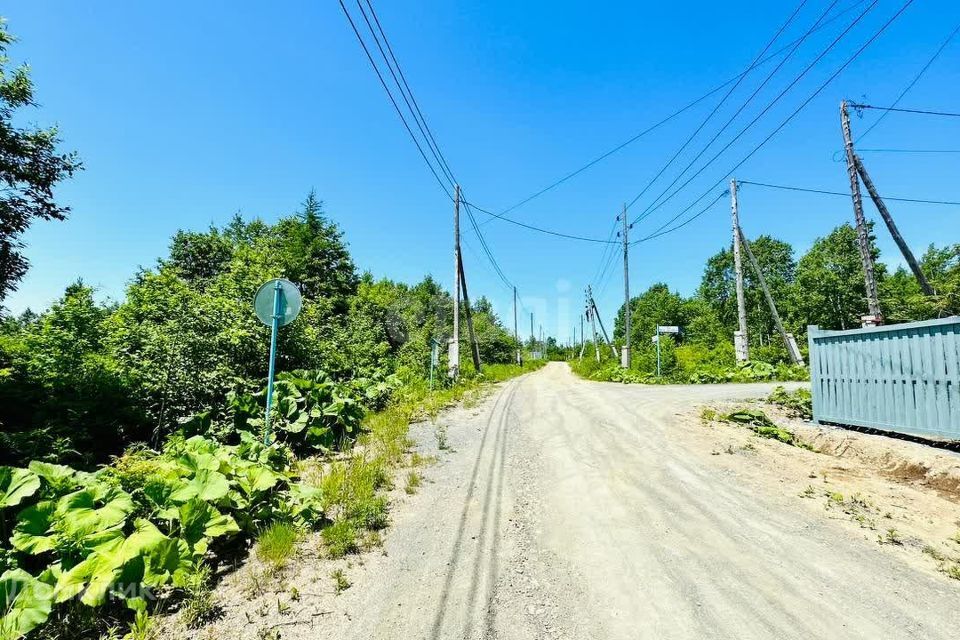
[767, 386, 813, 420]
[0, 431, 323, 638]
[0, 285, 146, 468]
[0, 195, 518, 468]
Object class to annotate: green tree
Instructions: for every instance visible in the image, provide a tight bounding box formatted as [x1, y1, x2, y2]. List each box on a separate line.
[613, 283, 690, 375]
[167, 226, 234, 281]
[698, 235, 795, 345]
[0, 283, 143, 467]
[275, 191, 358, 311]
[469, 296, 516, 364]
[614, 283, 688, 347]
[0, 21, 81, 304]
[792, 223, 885, 331]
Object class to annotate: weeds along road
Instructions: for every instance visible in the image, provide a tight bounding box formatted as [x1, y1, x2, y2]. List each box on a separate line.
[319, 362, 960, 640]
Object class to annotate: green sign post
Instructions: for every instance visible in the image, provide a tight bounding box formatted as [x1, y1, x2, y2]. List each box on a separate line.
[254, 278, 302, 444]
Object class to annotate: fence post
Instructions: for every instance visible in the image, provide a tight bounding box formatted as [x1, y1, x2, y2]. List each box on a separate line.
[807, 325, 820, 424]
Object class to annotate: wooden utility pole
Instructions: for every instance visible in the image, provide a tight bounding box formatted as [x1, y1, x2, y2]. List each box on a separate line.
[855, 155, 935, 296]
[730, 179, 750, 362]
[621, 205, 632, 368]
[513, 286, 521, 365]
[449, 185, 461, 378]
[457, 259, 482, 373]
[739, 227, 805, 366]
[841, 101, 883, 325]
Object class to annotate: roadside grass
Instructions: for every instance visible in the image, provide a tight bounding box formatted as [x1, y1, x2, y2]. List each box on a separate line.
[255, 522, 300, 569]
[878, 528, 903, 546]
[294, 362, 542, 569]
[321, 520, 359, 559]
[179, 564, 220, 629]
[332, 569, 351, 594]
[404, 470, 422, 494]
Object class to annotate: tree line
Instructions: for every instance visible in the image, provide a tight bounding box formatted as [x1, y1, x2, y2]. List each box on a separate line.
[0, 192, 519, 467]
[606, 222, 959, 377]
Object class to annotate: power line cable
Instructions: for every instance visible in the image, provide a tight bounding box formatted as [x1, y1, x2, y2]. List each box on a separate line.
[830, 147, 960, 161]
[338, 0, 454, 200]
[593, 237, 621, 294]
[464, 200, 620, 244]
[849, 102, 960, 118]
[630, 0, 916, 240]
[630, 0, 881, 226]
[739, 179, 960, 206]
[625, 0, 816, 214]
[628, 0, 841, 217]
[855, 20, 960, 142]
[474, 0, 871, 222]
[589, 218, 621, 285]
[461, 198, 514, 290]
[358, 0, 459, 186]
[343, 0, 530, 308]
[858, 148, 960, 154]
[634, 190, 729, 244]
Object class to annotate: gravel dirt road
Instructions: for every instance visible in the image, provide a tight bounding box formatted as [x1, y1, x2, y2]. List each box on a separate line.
[195, 362, 960, 640]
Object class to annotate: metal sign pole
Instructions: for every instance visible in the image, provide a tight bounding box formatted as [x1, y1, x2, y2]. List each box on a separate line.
[656, 327, 661, 377]
[253, 277, 302, 446]
[263, 281, 283, 445]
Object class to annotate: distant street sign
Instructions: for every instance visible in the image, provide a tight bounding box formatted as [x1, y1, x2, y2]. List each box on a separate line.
[254, 279, 302, 327]
[657, 325, 680, 334]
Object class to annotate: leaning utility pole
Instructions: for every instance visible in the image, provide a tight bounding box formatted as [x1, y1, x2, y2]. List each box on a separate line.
[586, 300, 600, 362]
[620, 205, 632, 368]
[730, 179, 750, 362]
[841, 101, 882, 326]
[587, 286, 618, 359]
[457, 258, 482, 373]
[449, 185, 462, 378]
[739, 227, 804, 366]
[855, 156, 935, 296]
[513, 286, 521, 365]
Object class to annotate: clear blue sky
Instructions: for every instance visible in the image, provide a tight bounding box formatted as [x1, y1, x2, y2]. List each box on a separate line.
[5, 0, 959, 341]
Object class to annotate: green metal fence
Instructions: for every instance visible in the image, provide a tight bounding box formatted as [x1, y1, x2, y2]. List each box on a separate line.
[808, 318, 960, 440]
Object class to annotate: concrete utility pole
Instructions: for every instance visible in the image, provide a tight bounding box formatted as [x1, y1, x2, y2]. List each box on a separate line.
[621, 205, 632, 369]
[855, 156, 935, 296]
[730, 179, 750, 362]
[587, 304, 600, 363]
[513, 286, 521, 365]
[457, 258, 482, 373]
[588, 290, 617, 360]
[579, 314, 585, 361]
[841, 101, 883, 326]
[739, 227, 805, 366]
[449, 185, 461, 378]
[578, 313, 586, 361]
[530, 312, 534, 358]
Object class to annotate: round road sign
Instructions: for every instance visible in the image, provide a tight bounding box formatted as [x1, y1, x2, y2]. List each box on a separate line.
[254, 278, 302, 327]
